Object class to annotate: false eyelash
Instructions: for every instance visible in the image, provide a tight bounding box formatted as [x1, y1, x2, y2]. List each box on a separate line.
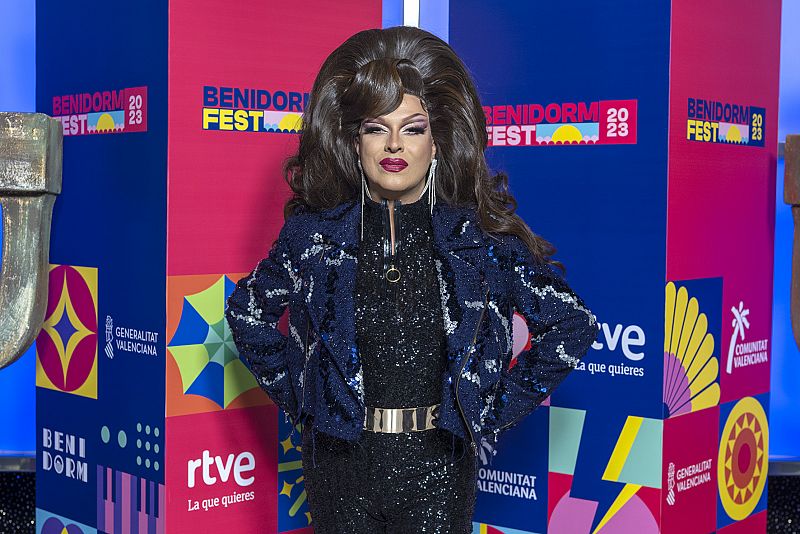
[362, 127, 427, 135]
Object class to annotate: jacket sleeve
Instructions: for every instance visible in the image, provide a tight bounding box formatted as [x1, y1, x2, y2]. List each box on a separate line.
[482, 236, 597, 441]
[225, 221, 298, 418]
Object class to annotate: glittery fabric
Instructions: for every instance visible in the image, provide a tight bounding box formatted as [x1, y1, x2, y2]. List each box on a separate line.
[302, 195, 478, 532]
[225, 196, 598, 461]
[356, 194, 447, 408]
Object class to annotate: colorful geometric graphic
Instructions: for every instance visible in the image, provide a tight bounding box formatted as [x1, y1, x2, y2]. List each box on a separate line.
[547, 408, 661, 533]
[277, 416, 312, 532]
[36, 509, 96, 534]
[472, 523, 538, 534]
[87, 111, 125, 133]
[717, 396, 768, 522]
[36, 264, 98, 399]
[167, 274, 267, 416]
[97, 464, 164, 533]
[663, 281, 720, 418]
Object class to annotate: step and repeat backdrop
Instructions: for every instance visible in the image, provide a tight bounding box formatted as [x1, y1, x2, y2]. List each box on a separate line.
[34, 0, 779, 533]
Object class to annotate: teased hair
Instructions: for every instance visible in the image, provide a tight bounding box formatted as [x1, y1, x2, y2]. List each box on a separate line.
[282, 26, 559, 268]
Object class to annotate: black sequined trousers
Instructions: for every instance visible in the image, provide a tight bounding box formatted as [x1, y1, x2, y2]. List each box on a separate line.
[301, 194, 478, 533]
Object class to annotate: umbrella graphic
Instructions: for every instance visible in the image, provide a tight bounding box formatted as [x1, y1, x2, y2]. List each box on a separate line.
[168, 275, 260, 408]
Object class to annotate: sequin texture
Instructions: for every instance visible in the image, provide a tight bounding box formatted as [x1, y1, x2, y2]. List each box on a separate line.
[302, 194, 478, 533]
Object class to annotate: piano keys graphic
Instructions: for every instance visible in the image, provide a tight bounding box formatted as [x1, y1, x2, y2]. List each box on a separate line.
[97, 465, 164, 534]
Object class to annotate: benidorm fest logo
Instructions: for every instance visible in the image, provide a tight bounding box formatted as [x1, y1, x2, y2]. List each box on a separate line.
[686, 98, 765, 147]
[52, 86, 148, 136]
[202, 85, 307, 133]
[484, 99, 637, 147]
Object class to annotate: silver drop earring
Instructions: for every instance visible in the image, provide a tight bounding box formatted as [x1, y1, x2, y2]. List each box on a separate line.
[358, 158, 373, 241]
[416, 158, 437, 214]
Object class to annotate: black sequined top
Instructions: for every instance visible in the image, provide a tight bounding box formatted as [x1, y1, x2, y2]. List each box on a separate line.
[354, 193, 447, 409]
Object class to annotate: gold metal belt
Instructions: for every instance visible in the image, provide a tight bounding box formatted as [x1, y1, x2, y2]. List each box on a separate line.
[364, 403, 440, 433]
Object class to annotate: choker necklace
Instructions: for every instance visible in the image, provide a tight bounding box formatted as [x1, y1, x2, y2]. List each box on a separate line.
[381, 199, 402, 283]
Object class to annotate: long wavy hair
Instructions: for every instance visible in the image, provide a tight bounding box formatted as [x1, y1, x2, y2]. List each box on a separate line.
[282, 26, 560, 268]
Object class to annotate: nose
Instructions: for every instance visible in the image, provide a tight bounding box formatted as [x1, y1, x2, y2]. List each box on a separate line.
[385, 130, 403, 153]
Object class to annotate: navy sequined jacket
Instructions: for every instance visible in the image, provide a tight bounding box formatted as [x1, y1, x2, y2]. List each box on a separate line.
[225, 198, 597, 457]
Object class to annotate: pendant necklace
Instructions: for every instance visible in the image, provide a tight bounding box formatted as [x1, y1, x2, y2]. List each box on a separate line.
[381, 198, 402, 284]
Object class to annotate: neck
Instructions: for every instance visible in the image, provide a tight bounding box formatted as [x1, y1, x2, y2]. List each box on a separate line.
[366, 181, 427, 206]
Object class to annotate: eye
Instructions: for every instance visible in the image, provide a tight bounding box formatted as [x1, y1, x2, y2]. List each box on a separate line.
[363, 126, 385, 134]
[405, 127, 427, 135]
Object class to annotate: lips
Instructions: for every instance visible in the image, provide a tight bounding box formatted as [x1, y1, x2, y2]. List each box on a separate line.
[379, 158, 408, 172]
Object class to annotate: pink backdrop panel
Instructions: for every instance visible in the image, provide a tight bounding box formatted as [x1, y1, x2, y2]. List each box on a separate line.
[666, 0, 780, 403]
[167, 0, 382, 275]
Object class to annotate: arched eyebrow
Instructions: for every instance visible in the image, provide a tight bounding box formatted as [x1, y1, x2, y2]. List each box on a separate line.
[363, 113, 428, 124]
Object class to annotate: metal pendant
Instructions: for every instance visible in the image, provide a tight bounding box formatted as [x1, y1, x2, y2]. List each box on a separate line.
[385, 265, 401, 283]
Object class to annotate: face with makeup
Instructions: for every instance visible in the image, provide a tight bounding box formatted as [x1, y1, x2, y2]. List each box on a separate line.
[355, 93, 436, 204]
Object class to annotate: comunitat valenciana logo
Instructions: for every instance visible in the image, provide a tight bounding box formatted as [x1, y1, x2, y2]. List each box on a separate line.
[686, 98, 765, 146]
[725, 301, 769, 374]
[52, 87, 148, 136]
[483, 99, 638, 147]
[201, 85, 308, 133]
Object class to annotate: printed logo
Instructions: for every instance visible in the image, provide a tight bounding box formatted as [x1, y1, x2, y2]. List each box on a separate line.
[726, 301, 768, 374]
[477, 465, 539, 500]
[202, 85, 307, 132]
[52, 86, 147, 136]
[105, 315, 160, 357]
[667, 458, 713, 506]
[717, 396, 768, 521]
[484, 99, 637, 147]
[663, 281, 720, 418]
[36, 264, 98, 399]
[667, 462, 676, 505]
[686, 98, 765, 146]
[41, 427, 88, 483]
[104, 315, 114, 359]
[166, 407, 278, 530]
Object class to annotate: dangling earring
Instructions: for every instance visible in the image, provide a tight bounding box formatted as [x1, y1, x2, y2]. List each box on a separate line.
[416, 158, 437, 213]
[421, 158, 437, 214]
[358, 159, 373, 241]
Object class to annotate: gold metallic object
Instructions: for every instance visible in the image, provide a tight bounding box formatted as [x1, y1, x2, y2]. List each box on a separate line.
[385, 265, 401, 283]
[364, 404, 440, 433]
[0, 113, 62, 369]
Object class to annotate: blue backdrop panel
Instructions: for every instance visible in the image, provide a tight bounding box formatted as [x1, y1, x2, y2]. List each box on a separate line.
[35, 0, 168, 522]
[449, 0, 670, 417]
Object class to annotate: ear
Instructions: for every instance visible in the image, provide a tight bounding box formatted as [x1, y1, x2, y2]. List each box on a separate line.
[431, 141, 437, 159]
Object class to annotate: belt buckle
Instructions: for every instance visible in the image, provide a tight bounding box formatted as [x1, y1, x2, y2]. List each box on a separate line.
[365, 404, 440, 433]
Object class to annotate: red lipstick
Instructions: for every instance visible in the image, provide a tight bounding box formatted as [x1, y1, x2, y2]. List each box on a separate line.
[379, 158, 408, 172]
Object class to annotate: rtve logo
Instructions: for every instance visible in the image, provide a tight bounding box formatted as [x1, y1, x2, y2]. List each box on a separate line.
[591, 319, 645, 361]
[188, 449, 255, 488]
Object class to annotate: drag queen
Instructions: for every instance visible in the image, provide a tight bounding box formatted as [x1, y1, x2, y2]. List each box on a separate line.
[226, 26, 597, 533]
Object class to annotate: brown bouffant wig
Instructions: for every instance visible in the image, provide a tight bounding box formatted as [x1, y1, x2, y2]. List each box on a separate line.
[283, 26, 559, 268]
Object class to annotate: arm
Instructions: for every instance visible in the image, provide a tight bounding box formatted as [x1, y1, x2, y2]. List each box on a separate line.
[225, 221, 298, 418]
[483, 236, 597, 440]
